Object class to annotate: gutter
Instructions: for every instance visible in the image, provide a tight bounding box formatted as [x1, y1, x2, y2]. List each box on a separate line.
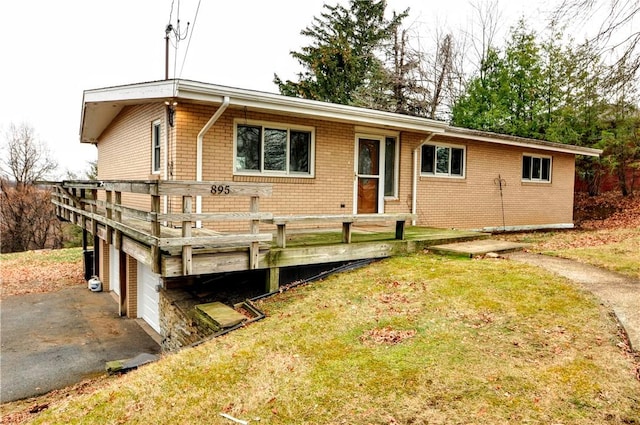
[412, 133, 435, 225]
[196, 96, 230, 226]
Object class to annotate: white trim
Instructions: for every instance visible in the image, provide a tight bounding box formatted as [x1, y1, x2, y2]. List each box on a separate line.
[521, 153, 552, 183]
[355, 126, 400, 137]
[444, 127, 601, 157]
[81, 79, 447, 143]
[420, 141, 466, 178]
[383, 136, 400, 200]
[354, 134, 385, 214]
[151, 120, 162, 174]
[80, 80, 600, 159]
[233, 118, 315, 178]
[477, 223, 574, 232]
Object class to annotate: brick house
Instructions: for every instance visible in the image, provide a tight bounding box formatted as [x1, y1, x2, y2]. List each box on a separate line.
[74, 79, 600, 343]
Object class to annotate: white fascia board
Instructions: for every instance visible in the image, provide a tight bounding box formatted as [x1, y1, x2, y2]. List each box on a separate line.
[175, 80, 448, 134]
[83, 80, 176, 103]
[443, 129, 602, 157]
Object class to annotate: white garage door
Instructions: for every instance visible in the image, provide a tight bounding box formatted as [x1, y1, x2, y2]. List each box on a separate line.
[137, 262, 161, 334]
[109, 245, 120, 296]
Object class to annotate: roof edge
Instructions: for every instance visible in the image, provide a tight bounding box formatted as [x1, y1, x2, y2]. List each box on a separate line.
[443, 126, 602, 157]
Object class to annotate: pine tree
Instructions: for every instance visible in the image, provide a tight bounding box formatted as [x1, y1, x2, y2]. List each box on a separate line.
[274, 0, 406, 105]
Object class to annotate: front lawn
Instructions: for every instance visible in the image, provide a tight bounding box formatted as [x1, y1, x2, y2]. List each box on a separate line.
[22, 253, 640, 425]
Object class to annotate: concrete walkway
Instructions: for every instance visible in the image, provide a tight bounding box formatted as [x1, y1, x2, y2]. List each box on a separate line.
[506, 252, 640, 353]
[430, 239, 529, 257]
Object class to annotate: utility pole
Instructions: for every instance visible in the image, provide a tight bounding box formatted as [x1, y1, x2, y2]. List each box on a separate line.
[165, 24, 173, 80]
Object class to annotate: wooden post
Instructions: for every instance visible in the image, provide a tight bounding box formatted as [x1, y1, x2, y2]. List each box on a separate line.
[114, 191, 122, 250]
[276, 224, 286, 248]
[63, 188, 70, 221]
[151, 191, 161, 274]
[342, 222, 352, 244]
[249, 196, 260, 269]
[118, 250, 127, 316]
[71, 188, 77, 224]
[181, 195, 193, 275]
[80, 189, 87, 248]
[266, 267, 280, 293]
[395, 220, 406, 240]
[106, 190, 113, 244]
[90, 188, 99, 278]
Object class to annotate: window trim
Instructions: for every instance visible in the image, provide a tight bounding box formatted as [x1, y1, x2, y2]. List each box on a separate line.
[151, 120, 162, 174]
[383, 136, 399, 199]
[420, 142, 466, 179]
[233, 119, 315, 178]
[521, 153, 552, 183]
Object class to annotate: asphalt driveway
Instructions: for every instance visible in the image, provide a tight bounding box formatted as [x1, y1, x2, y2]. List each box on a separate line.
[0, 286, 160, 403]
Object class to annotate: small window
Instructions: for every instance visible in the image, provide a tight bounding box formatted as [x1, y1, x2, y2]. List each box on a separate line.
[421, 143, 465, 177]
[235, 121, 314, 177]
[152, 121, 161, 173]
[522, 155, 551, 182]
[384, 137, 398, 197]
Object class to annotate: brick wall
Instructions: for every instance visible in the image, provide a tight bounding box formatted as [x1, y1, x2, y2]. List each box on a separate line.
[411, 136, 575, 229]
[97, 103, 166, 210]
[96, 101, 576, 231]
[126, 255, 137, 318]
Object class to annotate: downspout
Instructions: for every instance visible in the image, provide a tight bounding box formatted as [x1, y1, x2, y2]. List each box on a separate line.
[196, 96, 230, 227]
[412, 133, 435, 226]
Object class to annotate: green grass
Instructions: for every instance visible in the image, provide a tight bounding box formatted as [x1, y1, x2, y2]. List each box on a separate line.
[26, 254, 640, 425]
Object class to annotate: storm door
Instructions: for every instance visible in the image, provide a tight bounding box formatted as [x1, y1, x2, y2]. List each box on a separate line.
[356, 137, 382, 214]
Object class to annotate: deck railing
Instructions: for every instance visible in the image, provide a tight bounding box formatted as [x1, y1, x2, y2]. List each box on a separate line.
[49, 180, 273, 275]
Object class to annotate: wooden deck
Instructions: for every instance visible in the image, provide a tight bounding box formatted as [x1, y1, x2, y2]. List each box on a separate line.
[48, 180, 486, 290]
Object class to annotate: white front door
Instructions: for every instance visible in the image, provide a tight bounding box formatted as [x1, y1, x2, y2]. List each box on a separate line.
[137, 262, 161, 334]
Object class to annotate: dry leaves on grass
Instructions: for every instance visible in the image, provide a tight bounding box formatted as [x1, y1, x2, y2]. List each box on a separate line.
[0, 250, 84, 298]
[574, 192, 640, 230]
[360, 326, 417, 345]
[0, 376, 112, 425]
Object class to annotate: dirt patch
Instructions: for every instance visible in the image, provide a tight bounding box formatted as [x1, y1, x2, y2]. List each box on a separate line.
[360, 326, 417, 345]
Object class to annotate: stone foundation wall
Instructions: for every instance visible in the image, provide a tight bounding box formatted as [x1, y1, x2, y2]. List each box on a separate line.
[159, 288, 222, 351]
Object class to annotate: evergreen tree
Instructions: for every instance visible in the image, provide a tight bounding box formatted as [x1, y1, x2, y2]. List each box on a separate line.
[274, 0, 406, 105]
[451, 20, 546, 138]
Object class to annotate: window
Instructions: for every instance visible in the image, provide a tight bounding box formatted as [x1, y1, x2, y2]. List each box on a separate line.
[384, 137, 398, 197]
[235, 121, 314, 176]
[151, 121, 161, 173]
[421, 143, 465, 177]
[522, 155, 551, 182]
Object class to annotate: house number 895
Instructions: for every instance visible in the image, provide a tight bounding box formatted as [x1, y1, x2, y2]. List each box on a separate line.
[210, 185, 231, 195]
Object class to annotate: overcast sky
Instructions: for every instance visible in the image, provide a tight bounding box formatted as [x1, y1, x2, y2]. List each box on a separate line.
[1, 0, 568, 177]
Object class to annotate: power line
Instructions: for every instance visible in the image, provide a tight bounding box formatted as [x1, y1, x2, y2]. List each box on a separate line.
[178, 0, 202, 79]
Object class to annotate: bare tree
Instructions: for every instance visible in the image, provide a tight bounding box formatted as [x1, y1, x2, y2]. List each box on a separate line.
[553, 0, 640, 85]
[0, 122, 62, 252]
[1, 122, 57, 186]
[0, 178, 63, 252]
[468, 0, 502, 79]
